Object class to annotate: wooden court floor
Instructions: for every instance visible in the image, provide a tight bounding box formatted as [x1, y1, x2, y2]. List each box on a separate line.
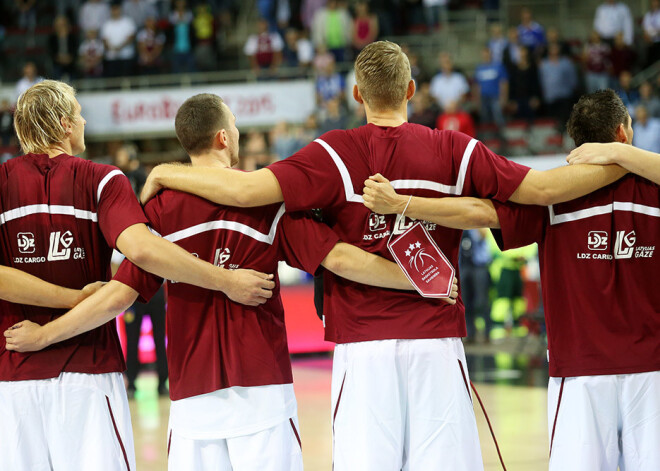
[131, 355, 550, 470]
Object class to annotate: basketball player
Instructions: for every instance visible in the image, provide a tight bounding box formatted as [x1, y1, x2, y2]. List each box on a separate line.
[568, 140, 660, 185]
[135, 42, 627, 470]
[0, 80, 275, 471]
[5, 93, 457, 471]
[362, 89, 660, 471]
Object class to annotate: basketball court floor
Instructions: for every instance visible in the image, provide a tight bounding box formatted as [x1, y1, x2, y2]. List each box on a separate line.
[131, 339, 551, 470]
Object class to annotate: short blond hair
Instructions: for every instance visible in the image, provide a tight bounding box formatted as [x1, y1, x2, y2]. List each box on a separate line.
[354, 41, 411, 111]
[14, 80, 78, 154]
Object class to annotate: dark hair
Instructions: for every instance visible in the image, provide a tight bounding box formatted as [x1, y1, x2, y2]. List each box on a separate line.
[566, 89, 629, 147]
[175, 94, 228, 155]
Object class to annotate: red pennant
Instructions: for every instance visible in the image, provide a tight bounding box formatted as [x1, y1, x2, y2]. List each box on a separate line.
[387, 222, 455, 298]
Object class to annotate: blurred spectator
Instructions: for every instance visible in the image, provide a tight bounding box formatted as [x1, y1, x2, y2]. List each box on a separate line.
[488, 23, 508, 64]
[352, 2, 378, 53]
[301, 0, 327, 31]
[502, 26, 522, 72]
[169, 0, 195, 73]
[517, 8, 545, 56]
[115, 143, 146, 194]
[643, 0, 660, 66]
[244, 18, 284, 77]
[122, 0, 158, 28]
[593, 0, 633, 46]
[242, 130, 273, 171]
[616, 70, 639, 113]
[544, 27, 571, 58]
[507, 47, 541, 120]
[0, 99, 14, 148]
[429, 53, 469, 110]
[539, 43, 578, 126]
[460, 229, 492, 344]
[609, 32, 637, 80]
[408, 83, 438, 129]
[635, 81, 660, 118]
[283, 28, 314, 69]
[311, 0, 352, 63]
[474, 47, 508, 127]
[79, 0, 111, 33]
[137, 16, 165, 74]
[318, 97, 348, 133]
[78, 29, 105, 77]
[346, 103, 367, 129]
[632, 105, 660, 152]
[422, 0, 448, 32]
[14, 62, 42, 103]
[300, 113, 320, 141]
[192, 4, 217, 71]
[401, 45, 429, 84]
[49, 16, 78, 81]
[276, 0, 291, 30]
[256, 0, 277, 29]
[583, 31, 611, 93]
[370, 0, 394, 37]
[316, 57, 345, 105]
[101, 3, 137, 77]
[15, 0, 36, 32]
[270, 121, 302, 159]
[436, 101, 475, 137]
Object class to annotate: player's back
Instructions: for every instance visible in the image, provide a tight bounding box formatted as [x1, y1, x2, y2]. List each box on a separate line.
[269, 122, 529, 343]
[0, 153, 136, 380]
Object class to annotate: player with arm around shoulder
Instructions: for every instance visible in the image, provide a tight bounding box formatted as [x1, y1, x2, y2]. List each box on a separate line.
[364, 89, 660, 471]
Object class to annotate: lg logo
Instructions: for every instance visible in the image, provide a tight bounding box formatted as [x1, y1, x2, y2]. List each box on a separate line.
[47, 231, 74, 261]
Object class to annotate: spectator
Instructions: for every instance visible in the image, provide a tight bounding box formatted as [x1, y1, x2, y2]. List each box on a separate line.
[643, 0, 660, 66]
[635, 81, 660, 118]
[632, 105, 660, 152]
[241, 130, 273, 171]
[300, 113, 320, 142]
[311, 0, 352, 63]
[508, 47, 541, 120]
[401, 45, 429, 84]
[136, 16, 165, 74]
[488, 23, 508, 64]
[517, 7, 545, 56]
[0, 99, 14, 148]
[101, 3, 137, 77]
[544, 26, 571, 58]
[14, 62, 42, 103]
[78, 29, 105, 77]
[539, 43, 578, 126]
[192, 3, 217, 71]
[169, 0, 195, 73]
[49, 16, 78, 81]
[15, 0, 36, 33]
[609, 31, 637, 81]
[460, 229, 492, 344]
[283, 28, 314, 69]
[301, 0, 326, 31]
[352, 2, 378, 53]
[318, 96, 348, 133]
[316, 57, 345, 105]
[583, 31, 611, 93]
[502, 26, 522, 72]
[122, 0, 158, 28]
[346, 103, 367, 129]
[429, 52, 469, 110]
[408, 83, 438, 129]
[270, 121, 302, 159]
[436, 100, 476, 137]
[79, 0, 111, 33]
[244, 18, 284, 77]
[593, 0, 633, 46]
[422, 0, 448, 32]
[616, 70, 639, 113]
[474, 47, 508, 128]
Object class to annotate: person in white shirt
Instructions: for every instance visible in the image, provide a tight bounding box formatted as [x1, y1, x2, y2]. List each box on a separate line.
[593, 0, 633, 45]
[429, 52, 469, 110]
[643, 0, 660, 65]
[14, 62, 42, 103]
[79, 0, 111, 33]
[101, 3, 137, 77]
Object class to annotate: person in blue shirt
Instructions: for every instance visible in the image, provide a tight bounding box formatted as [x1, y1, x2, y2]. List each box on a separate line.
[474, 47, 509, 128]
[518, 7, 546, 57]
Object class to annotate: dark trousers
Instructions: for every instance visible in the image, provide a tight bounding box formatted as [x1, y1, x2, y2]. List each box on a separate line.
[461, 264, 492, 340]
[125, 285, 168, 389]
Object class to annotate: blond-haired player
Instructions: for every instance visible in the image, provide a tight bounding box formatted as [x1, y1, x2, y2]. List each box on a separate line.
[138, 42, 626, 470]
[0, 80, 275, 470]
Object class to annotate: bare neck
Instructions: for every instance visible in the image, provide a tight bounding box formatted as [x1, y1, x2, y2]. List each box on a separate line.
[45, 142, 73, 158]
[189, 149, 232, 168]
[365, 104, 408, 128]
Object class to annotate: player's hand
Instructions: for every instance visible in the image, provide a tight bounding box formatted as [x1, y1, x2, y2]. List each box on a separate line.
[440, 277, 459, 305]
[363, 174, 407, 214]
[566, 142, 623, 166]
[140, 166, 165, 205]
[4, 320, 47, 352]
[78, 281, 106, 303]
[225, 269, 275, 306]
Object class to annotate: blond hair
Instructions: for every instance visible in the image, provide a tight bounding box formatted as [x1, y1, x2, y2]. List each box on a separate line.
[14, 80, 78, 154]
[354, 41, 411, 111]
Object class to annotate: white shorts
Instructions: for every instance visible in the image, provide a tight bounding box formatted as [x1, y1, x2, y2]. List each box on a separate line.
[167, 415, 304, 471]
[331, 338, 483, 471]
[548, 371, 660, 471]
[0, 372, 135, 471]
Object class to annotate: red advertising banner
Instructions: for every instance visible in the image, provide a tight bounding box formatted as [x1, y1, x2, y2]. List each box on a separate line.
[387, 222, 455, 298]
